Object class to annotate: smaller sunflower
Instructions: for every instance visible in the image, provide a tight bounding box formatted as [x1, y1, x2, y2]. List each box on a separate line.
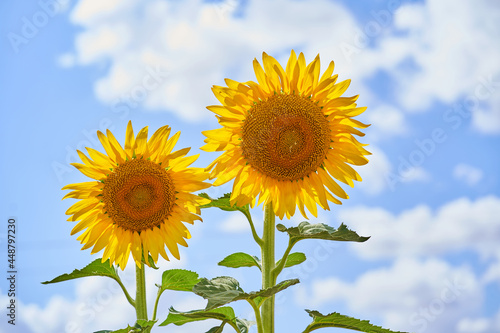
[202, 51, 370, 219]
[63, 121, 210, 269]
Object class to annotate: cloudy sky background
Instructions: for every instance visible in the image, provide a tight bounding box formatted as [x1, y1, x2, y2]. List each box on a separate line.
[1, 0, 500, 332]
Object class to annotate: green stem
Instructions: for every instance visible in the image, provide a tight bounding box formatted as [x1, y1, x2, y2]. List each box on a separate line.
[261, 203, 275, 333]
[248, 299, 264, 333]
[272, 239, 295, 281]
[151, 288, 162, 322]
[115, 275, 136, 307]
[242, 209, 264, 246]
[135, 262, 148, 322]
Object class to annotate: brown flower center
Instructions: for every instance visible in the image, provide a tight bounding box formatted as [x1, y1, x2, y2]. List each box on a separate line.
[102, 158, 175, 231]
[241, 94, 330, 181]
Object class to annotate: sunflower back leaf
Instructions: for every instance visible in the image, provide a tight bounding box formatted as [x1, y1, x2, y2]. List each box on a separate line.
[193, 276, 300, 310]
[160, 306, 253, 333]
[302, 310, 408, 333]
[277, 222, 370, 245]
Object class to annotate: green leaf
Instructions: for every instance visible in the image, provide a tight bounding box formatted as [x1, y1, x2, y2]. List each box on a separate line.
[276, 252, 306, 268]
[234, 318, 253, 333]
[94, 320, 157, 333]
[303, 310, 408, 333]
[193, 276, 300, 310]
[160, 306, 236, 326]
[42, 258, 118, 284]
[199, 192, 237, 211]
[277, 222, 370, 245]
[160, 306, 254, 333]
[206, 325, 225, 333]
[199, 193, 251, 216]
[158, 269, 201, 293]
[218, 252, 261, 270]
[135, 320, 156, 330]
[193, 276, 244, 310]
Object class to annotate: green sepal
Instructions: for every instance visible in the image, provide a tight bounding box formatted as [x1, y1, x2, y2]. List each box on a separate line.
[146, 254, 159, 270]
[156, 269, 201, 293]
[193, 276, 299, 310]
[218, 252, 261, 270]
[277, 222, 370, 245]
[276, 252, 306, 268]
[42, 258, 119, 284]
[302, 310, 408, 333]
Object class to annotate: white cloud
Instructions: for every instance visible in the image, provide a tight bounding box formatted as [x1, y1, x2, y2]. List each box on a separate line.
[356, 145, 392, 195]
[338, 195, 500, 260]
[457, 309, 500, 333]
[471, 91, 500, 134]
[64, 0, 500, 133]
[9, 254, 223, 333]
[296, 257, 481, 333]
[64, 0, 365, 121]
[457, 317, 491, 333]
[399, 166, 430, 183]
[356, 0, 500, 134]
[57, 53, 76, 68]
[219, 212, 250, 233]
[482, 259, 500, 285]
[365, 105, 409, 141]
[453, 163, 484, 186]
[19, 276, 135, 333]
[394, 0, 500, 110]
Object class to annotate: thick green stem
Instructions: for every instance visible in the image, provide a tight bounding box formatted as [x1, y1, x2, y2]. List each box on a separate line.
[261, 203, 275, 333]
[135, 262, 148, 322]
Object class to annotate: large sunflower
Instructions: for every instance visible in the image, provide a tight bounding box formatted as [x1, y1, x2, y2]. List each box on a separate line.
[202, 51, 370, 219]
[63, 121, 210, 269]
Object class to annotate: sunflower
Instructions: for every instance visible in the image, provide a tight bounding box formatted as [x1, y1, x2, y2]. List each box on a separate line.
[202, 50, 370, 219]
[63, 121, 210, 269]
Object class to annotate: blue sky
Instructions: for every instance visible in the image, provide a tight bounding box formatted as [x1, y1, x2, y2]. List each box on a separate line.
[1, 0, 500, 332]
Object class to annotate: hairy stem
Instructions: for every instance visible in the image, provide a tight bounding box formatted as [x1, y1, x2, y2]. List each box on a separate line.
[151, 288, 162, 322]
[242, 209, 264, 246]
[248, 299, 264, 333]
[261, 203, 275, 333]
[272, 239, 295, 282]
[115, 274, 135, 307]
[135, 262, 149, 325]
